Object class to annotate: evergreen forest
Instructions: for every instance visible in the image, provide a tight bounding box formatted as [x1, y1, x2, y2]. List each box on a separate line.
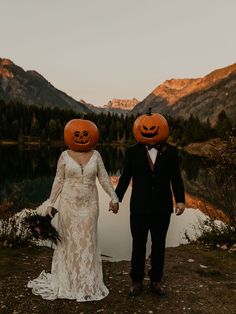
[0, 100, 234, 146]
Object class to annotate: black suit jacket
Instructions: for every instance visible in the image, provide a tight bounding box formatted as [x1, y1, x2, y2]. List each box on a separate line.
[115, 143, 185, 214]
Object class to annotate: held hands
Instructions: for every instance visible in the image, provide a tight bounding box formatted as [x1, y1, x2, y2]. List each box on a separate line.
[109, 200, 119, 214]
[175, 203, 185, 216]
[46, 206, 54, 218]
[45, 206, 58, 218]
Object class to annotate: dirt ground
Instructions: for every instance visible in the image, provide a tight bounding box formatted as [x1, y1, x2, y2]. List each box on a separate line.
[0, 244, 235, 314]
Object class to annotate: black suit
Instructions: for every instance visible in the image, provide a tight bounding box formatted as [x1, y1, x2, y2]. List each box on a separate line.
[115, 142, 185, 282]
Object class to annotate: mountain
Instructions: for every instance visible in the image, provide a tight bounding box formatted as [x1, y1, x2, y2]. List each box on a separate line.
[103, 98, 139, 110]
[0, 58, 91, 113]
[78, 99, 105, 114]
[131, 63, 236, 124]
[2, 58, 236, 123]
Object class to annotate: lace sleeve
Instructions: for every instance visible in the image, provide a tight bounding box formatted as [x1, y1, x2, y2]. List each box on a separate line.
[96, 151, 119, 203]
[48, 152, 65, 207]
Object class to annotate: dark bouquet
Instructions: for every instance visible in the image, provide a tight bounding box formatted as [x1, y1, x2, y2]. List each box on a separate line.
[22, 208, 60, 245]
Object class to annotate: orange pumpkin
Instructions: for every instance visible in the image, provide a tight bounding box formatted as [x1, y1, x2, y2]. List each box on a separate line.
[133, 111, 169, 145]
[64, 119, 99, 152]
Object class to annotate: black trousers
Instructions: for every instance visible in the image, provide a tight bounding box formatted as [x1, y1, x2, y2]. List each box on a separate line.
[130, 211, 171, 283]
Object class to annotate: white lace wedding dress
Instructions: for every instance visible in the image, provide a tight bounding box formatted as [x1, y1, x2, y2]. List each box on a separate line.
[27, 150, 118, 302]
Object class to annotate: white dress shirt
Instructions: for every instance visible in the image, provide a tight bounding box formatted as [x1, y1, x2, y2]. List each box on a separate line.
[146, 147, 158, 164]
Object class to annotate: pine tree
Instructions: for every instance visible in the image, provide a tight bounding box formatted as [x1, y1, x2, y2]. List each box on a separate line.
[215, 110, 232, 139]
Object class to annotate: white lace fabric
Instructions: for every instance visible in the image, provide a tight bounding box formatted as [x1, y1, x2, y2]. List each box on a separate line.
[27, 150, 118, 302]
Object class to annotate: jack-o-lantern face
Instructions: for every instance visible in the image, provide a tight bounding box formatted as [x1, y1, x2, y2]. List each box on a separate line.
[133, 112, 169, 145]
[64, 119, 99, 152]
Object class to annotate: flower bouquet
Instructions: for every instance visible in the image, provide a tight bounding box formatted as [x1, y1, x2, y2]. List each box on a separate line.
[22, 208, 60, 245]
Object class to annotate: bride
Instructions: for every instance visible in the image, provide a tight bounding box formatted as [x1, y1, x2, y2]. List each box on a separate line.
[27, 119, 119, 302]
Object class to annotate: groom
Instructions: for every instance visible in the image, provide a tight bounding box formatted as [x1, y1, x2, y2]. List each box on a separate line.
[110, 111, 185, 297]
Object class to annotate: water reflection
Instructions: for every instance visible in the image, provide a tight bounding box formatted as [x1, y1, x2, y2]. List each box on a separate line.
[0, 144, 223, 212]
[0, 145, 126, 210]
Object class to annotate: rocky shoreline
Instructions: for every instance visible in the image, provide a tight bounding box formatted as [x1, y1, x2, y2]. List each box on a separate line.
[183, 138, 234, 159]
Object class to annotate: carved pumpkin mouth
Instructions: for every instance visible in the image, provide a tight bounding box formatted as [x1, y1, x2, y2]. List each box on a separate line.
[140, 130, 159, 138]
[74, 140, 90, 144]
[140, 126, 159, 138]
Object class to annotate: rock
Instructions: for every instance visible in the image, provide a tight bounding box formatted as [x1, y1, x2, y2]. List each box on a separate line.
[221, 245, 228, 250]
[228, 243, 236, 253]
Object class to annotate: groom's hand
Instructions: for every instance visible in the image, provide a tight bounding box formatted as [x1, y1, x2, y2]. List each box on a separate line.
[175, 203, 185, 216]
[109, 201, 119, 214]
[46, 206, 54, 218]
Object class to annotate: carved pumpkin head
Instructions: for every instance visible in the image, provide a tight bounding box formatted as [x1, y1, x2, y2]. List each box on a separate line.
[64, 119, 99, 152]
[133, 111, 169, 145]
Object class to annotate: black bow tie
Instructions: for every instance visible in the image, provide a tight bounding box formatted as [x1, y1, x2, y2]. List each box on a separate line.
[147, 145, 158, 151]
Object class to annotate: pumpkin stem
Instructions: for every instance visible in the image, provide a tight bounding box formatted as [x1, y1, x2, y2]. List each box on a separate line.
[147, 107, 152, 115]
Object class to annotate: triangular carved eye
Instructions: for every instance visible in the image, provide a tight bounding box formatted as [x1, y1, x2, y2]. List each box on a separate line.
[82, 131, 89, 136]
[143, 125, 148, 130]
[149, 126, 156, 130]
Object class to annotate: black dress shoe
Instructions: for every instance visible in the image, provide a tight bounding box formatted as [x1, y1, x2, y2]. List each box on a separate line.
[150, 282, 166, 296]
[128, 282, 143, 297]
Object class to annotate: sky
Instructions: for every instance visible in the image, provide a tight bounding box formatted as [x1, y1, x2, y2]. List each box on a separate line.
[1, 0, 236, 106]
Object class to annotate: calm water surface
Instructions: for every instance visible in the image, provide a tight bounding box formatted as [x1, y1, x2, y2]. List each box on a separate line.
[0, 145, 219, 261]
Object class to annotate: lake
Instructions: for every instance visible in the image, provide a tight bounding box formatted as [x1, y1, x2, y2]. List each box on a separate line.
[0, 144, 223, 261]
